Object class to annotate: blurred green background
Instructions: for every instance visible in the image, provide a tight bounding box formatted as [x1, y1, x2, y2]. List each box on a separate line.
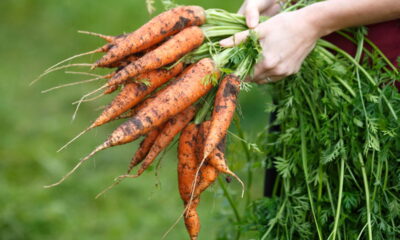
[0, 0, 270, 239]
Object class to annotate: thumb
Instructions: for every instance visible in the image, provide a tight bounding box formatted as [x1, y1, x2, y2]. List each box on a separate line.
[219, 30, 250, 47]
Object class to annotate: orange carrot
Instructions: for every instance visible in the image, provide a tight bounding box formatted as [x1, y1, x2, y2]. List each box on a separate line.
[178, 123, 199, 203]
[46, 58, 217, 188]
[202, 74, 240, 161]
[178, 123, 218, 240]
[134, 105, 197, 177]
[127, 125, 164, 173]
[107, 26, 204, 86]
[94, 6, 205, 68]
[178, 124, 201, 240]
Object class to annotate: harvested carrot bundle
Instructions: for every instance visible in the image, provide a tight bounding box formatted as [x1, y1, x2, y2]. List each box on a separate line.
[94, 6, 206, 68]
[107, 26, 205, 86]
[46, 58, 217, 187]
[202, 74, 240, 160]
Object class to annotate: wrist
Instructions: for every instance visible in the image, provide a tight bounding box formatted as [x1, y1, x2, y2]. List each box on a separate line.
[297, 2, 340, 38]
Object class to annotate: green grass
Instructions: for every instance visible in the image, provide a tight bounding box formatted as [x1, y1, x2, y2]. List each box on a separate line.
[0, 1, 269, 239]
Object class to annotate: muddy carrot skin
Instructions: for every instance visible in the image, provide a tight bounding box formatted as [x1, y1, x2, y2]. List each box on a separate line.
[92, 62, 184, 128]
[135, 105, 197, 176]
[202, 74, 240, 160]
[127, 125, 164, 173]
[178, 124, 201, 240]
[103, 58, 217, 148]
[94, 6, 206, 68]
[178, 123, 218, 240]
[107, 26, 204, 86]
[196, 121, 244, 191]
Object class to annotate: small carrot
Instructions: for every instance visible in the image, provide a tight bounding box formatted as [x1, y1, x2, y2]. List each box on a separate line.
[94, 6, 206, 68]
[107, 26, 204, 86]
[127, 125, 164, 173]
[202, 74, 240, 161]
[45, 58, 217, 188]
[127, 105, 197, 178]
[196, 121, 244, 196]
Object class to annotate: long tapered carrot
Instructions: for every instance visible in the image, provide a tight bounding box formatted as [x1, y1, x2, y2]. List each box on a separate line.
[94, 6, 205, 68]
[202, 74, 240, 161]
[107, 26, 204, 86]
[178, 123, 218, 240]
[45, 58, 217, 188]
[133, 105, 197, 177]
[178, 124, 199, 203]
[128, 125, 164, 172]
[177, 124, 201, 240]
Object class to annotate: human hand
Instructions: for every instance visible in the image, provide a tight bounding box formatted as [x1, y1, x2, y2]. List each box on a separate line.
[238, 0, 282, 28]
[221, 9, 322, 83]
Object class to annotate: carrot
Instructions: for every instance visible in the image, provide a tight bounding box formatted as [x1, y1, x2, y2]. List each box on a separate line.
[104, 54, 141, 69]
[45, 58, 217, 188]
[178, 123, 218, 240]
[177, 123, 201, 240]
[94, 6, 206, 68]
[127, 125, 164, 173]
[107, 26, 204, 86]
[132, 105, 197, 177]
[202, 74, 240, 161]
[178, 123, 199, 202]
[196, 121, 244, 196]
[103, 84, 119, 95]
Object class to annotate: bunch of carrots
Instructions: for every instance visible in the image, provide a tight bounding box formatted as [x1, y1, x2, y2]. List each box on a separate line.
[34, 5, 259, 239]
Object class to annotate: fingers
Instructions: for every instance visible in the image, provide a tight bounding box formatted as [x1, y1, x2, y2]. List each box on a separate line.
[245, 1, 260, 28]
[219, 30, 250, 47]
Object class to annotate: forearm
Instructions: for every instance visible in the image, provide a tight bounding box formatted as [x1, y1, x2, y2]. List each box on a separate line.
[299, 0, 400, 37]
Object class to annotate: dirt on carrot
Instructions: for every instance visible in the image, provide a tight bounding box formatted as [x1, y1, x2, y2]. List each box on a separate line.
[107, 26, 204, 86]
[94, 6, 206, 68]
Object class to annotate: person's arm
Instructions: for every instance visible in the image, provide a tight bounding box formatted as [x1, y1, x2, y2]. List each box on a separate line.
[221, 0, 400, 83]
